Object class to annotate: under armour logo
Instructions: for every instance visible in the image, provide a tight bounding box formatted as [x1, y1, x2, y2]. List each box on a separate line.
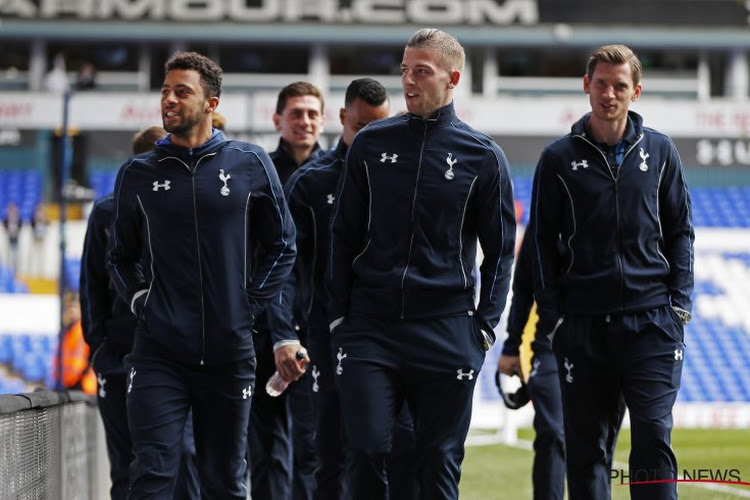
[97, 373, 107, 398]
[564, 357, 574, 383]
[456, 369, 474, 380]
[674, 349, 684, 361]
[639, 148, 650, 172]
[311, 365, 321, 392]
[219, 169, 231, 196]
[242, 385, 252, 399]
[380, 152, 398, 163]
[336, 347, 347, 375]
[571, 160, 588, 171]
[326, 194, 335, 205]
[445, 153, 457, 180]
[152, 180, 171, 191]
[127, 367, 136, 393]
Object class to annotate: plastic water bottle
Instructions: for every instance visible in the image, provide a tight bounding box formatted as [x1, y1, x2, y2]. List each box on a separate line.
[265, 348, 308, 397]
[265, 371, 290, 397]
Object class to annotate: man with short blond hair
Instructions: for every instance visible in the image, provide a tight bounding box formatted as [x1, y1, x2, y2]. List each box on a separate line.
[326, 29, 516, 499]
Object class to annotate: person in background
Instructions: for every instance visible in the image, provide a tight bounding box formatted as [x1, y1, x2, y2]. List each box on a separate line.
[76, 62, 97, 90]
[108, 51, 296, 498]
[285, 77, 416, 499]
[80, 125, 201, 500]
[248, 80, 323, 500]
[28, 202, 49, 277]
[2, 202, 22, 275]
[530, 44, 693, 500]
[326, 28, 516, 499]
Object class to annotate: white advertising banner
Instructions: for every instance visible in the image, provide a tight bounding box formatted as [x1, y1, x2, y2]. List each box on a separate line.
[3, 92, 750, 138]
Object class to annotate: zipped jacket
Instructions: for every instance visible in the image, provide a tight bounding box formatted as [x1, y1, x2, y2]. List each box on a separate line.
[80, 194, 138, 374]
[531, 111, 694, 335]
[285, 139, 347, 334]
[108, 130, 296, 365]
[327, 102, 516, 331]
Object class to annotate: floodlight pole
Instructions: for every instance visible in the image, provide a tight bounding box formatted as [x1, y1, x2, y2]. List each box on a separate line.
[56, 88, 73, 391]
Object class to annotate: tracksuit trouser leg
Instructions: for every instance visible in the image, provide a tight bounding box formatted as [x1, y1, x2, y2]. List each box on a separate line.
[526, 348, 565, 500]
[125, 353, 254, 500]
[333, 314, 485, 500]
[96, 371, 131, 500]
[552, 306, 684, 500]
[248, 330, 292, 500]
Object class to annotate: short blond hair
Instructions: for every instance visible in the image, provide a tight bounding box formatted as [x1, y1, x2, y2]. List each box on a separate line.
[587, 44, 643, 87]
[406, 28, 465, 73]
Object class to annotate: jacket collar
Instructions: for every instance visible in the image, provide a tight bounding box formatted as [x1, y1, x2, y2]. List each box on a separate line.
[408, 101, 457, 126]
[572, 110, 643, 146]
[156, 129, 227, 159]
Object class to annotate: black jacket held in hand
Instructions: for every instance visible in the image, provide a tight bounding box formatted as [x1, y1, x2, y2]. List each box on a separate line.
[107, 130, 296, 366]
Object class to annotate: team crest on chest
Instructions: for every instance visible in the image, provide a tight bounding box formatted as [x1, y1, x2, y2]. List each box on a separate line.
[444, 153, 457, 180]
[219, 169, 231, 196]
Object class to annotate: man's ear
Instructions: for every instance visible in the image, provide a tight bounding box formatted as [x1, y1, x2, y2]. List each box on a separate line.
[447, 70, 461, 89]
[206, 96, 219, 114]
[339, 107, 346, 127]
[583, 74, 591, 94]
[272, 113, 282, 132]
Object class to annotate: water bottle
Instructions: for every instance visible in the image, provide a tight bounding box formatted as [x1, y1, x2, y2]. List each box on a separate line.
[265, 348, 308, 397]
[265, 371, 290, 397]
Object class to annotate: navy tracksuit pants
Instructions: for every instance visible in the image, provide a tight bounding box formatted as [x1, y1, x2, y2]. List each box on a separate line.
[307, 307, 416, 500]
[95, 367, 200, 500]
[551, 305, 684, 500]
[248, 328, 293, 500]
[525, 345, 566, 500]
[124, 351, 255, 499]
[333, 313, 485, 500]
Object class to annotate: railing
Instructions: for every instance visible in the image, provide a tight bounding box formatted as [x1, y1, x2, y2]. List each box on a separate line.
[0, 389, 108, 499]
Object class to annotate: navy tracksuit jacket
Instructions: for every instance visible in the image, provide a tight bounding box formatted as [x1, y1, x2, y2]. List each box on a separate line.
[108, 129, 295, 499]
[531, 111, 694, 500]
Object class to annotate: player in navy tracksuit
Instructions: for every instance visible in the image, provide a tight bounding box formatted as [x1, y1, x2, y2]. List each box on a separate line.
[108, 52, 295, 499]
[248, 82, 322, 500]
[81, 126, 200, 500]
[327, 30, 516, 499]
[286, 77, 415, 500]
[531, 45, 694, 500]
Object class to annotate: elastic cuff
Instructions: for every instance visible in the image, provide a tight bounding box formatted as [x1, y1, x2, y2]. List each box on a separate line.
[273, 339, 301, 351]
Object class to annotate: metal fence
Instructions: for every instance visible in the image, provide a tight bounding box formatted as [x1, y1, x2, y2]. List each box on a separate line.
[0, 390, 108, 500]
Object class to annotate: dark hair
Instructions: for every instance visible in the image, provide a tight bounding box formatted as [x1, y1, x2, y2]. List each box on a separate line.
[587, 45, 643, 87]
[132, 126, 167, 155]
[164, 51, 223, 99]
[275, 81, 324, 115]
[345, 78, 388, 107]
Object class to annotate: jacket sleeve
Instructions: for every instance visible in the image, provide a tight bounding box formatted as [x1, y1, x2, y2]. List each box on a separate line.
[107, 161, 149, 313]
[285, 177, 315, 334]
[658, 140, 695, 314]
[475, 145, 517, 330]
[80, 199, 113, 352]
[502, 229, 535, 356]
[246, 149, 297, 321]
[326, 138, 369, 326]
[530, 149, 565, 337]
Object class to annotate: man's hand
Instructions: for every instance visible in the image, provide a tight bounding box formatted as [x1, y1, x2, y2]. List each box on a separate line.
[274, 344, 310, 382]
[497, 354, 521, 377]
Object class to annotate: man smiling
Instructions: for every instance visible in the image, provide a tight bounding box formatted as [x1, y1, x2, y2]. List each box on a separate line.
[108, 51, 296, 499]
